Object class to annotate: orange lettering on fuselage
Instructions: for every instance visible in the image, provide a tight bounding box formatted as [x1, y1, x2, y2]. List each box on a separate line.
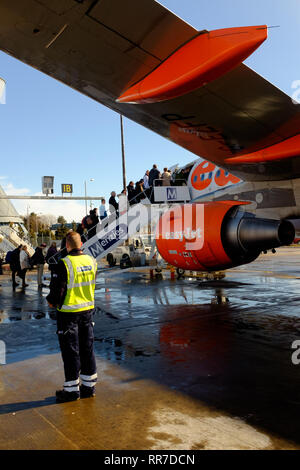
[191, 161, 241, 192]
[214, 169, 241, 187]
[190, 161, 215, 191]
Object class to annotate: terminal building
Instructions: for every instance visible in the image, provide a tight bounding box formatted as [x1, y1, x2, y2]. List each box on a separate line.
[0, 184, 29, 255]
[0, 77, 32, 256]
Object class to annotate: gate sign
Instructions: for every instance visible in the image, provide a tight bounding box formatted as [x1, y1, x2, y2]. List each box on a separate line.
[61, 184, 73, 194]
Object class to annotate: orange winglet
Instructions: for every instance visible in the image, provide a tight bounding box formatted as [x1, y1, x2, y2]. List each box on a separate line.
[225, 133, 300, 164]
[117, 25, 267, 104]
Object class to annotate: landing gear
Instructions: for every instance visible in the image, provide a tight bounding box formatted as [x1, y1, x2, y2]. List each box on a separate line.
[176, 268, 185, 279]
[107, 253, 116, 268]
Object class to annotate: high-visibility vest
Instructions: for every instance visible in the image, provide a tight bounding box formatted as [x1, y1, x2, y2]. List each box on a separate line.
[58, 254, 97, 313]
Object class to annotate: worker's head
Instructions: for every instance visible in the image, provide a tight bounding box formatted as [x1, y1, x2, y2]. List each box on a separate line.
[66, 231, 82, 252]
[111, 191, 116, 197]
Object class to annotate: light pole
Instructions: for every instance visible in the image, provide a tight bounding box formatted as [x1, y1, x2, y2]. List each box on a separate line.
[26, 205, 30, 232]
[84, 178, 94, 214]
[120, 115, 127, 191]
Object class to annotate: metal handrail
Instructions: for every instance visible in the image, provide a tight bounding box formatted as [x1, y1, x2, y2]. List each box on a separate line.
[47, 188, 153, 265]
[153, 178, 187, 187]
[48, 179, 188, 265]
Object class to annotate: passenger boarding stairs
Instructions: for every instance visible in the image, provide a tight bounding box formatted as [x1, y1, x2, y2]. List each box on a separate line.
[0, 226, 35, 255]
[0, 228, 16, 254]
[48, 185, 188, 265]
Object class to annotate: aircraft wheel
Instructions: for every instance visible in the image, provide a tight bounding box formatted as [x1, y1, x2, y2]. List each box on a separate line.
[107, 253, 116, 268]
[120, 254, 132, 269]
[176, 268, 185, 278]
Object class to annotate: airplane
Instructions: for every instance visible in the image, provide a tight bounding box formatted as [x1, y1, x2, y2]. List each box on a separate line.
[0, 0, 299, 273]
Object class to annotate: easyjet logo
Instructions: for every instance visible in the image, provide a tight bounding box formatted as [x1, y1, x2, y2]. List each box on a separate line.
[190, 160, 241, 192]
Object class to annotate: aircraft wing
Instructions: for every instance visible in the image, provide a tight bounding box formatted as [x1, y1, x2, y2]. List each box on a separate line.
[0, 0, 299, 182]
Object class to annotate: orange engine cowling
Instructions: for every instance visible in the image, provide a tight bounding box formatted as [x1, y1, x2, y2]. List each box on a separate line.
[155, 201, 295, 272]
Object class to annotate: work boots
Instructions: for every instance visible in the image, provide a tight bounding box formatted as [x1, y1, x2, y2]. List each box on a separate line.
[55, 389, 80, 403]
[80, 384, 96, 398]
[55, 386, 95, 402]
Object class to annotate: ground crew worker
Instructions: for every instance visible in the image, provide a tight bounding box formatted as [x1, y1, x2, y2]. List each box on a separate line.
[46, 231, 98, 403]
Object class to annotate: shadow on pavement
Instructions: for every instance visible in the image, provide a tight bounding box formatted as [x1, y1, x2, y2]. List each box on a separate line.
[0, 396, 56, 414]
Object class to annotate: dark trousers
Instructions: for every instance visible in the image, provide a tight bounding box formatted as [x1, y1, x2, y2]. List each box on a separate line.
[56, 310, 96, 383]
[12, 270, 17, 284]
[19, 269, 27, 285]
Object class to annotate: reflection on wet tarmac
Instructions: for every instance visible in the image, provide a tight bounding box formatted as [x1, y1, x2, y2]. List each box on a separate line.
[0, 286, 56, 323]
[2, 250, 300, 443]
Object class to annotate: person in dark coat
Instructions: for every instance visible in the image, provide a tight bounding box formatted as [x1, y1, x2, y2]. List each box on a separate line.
[77, 213, 95, 242]
[109, 191, 119, 217]
[87, 208, 99, 239]
[31, 243, 47, 288]
[135, 180, 145, 203]
[10, 245, 22, 288]
[149, 164, 161, 187]
[127, 181, 136, 204]
[46, 242, 58, 283]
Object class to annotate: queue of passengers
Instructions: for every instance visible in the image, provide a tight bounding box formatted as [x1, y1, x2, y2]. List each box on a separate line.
[97, 165, 173, 217]
[6, 241, 58, 290]
[127, 165, 172, 205]
[77, 165, 173, 241]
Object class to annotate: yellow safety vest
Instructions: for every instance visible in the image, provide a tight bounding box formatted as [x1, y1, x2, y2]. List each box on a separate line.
[58, 254, 97, 313]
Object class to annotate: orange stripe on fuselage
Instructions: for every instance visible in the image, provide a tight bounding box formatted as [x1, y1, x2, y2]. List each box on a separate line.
[225, 133, 300, 164]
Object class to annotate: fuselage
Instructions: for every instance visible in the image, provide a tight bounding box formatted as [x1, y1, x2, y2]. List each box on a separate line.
[182, 158, 300, 221]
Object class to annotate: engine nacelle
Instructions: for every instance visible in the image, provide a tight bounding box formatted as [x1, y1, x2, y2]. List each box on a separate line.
[155, 202, 295, 272]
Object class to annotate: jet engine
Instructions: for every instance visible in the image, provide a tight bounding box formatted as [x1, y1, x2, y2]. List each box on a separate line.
[155, 201, 295, 272]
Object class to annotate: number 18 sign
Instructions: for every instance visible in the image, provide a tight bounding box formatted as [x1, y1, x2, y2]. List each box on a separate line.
[61, 184, 73, 194]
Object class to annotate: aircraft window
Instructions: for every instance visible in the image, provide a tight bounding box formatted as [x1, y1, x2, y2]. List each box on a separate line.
[216, 170, 221, 177]
[208, 172, 213, 179]
[193, 175, 197, 182]
[201, 174, 205, 181]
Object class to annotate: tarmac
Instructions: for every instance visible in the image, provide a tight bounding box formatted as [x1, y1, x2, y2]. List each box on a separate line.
[1, 247, 300, 450]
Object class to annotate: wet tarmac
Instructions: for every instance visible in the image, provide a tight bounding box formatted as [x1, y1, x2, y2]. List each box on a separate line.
[1, 247, 300, 449]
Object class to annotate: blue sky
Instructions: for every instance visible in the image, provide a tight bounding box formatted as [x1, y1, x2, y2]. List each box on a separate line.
[0, 0, 300, 221]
